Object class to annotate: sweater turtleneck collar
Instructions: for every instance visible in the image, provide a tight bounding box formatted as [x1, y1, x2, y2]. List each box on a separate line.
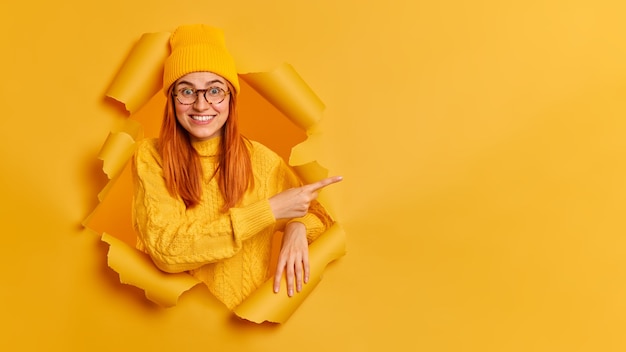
[191, 137, 221, 157]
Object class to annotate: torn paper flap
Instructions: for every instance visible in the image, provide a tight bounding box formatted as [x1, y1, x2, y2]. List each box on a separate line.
[240, 63, 325, 131]
[233, 223, 346, 323]
[106, 32, 171, 114]
[97, 118, 142, 180]
[102, 233, 201, 307]
[288, 132, 326, 167]
[98, 131, 136, 180]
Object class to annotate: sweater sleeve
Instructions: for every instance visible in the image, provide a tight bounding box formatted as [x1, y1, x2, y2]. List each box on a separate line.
[131, 140, 276, 273]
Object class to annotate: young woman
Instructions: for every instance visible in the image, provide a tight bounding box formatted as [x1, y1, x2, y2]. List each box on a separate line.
[132, 24, 341, 309]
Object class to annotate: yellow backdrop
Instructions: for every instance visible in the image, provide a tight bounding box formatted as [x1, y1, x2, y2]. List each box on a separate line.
[2, 0, 626, 351]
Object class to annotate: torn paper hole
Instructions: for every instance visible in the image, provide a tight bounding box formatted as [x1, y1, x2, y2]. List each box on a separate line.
[85, 31, 346, 323]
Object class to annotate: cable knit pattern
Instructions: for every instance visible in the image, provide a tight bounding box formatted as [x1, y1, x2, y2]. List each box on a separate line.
[132, 137, 334, 309]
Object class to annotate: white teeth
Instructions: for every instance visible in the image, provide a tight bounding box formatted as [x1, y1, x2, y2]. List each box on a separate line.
[191, 115, 214, 121]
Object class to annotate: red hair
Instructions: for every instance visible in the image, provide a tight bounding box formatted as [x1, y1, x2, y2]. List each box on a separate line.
[158, 83, 253, 211]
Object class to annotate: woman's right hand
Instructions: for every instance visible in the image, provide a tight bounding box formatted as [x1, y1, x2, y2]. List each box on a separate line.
[269, 176, 343, 219]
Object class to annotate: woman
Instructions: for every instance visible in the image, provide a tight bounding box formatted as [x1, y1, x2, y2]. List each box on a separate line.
[132, 24, 341, 310]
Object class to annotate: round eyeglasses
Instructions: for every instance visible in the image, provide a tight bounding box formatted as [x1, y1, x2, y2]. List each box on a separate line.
[173, 86, 230, 105]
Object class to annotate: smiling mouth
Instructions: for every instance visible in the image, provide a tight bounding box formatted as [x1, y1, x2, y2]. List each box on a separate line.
[191, 115, 215, 121]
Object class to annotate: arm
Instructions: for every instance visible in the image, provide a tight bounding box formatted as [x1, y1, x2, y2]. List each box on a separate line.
[132, 140, 276, 273]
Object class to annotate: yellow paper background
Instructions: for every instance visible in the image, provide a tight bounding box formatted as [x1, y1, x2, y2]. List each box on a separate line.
[2, 1, 626, 351]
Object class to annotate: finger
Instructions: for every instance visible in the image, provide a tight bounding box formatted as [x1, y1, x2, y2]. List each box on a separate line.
[306, 176, 343, 192]
[274, 258, 286, 293]
[295, 257, 303, 293]
[303, 251, 310, 284]
[286, 259, 295, 297]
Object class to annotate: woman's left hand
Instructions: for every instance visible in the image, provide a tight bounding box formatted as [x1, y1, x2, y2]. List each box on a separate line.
[274, 222, 309, 297]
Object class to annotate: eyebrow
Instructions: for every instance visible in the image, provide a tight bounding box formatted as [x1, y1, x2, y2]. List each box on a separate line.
[176, 79, 225, 88]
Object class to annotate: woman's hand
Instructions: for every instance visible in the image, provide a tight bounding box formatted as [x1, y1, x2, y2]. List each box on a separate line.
[269, 176, 342, 220]
[274, 222, 309, 296]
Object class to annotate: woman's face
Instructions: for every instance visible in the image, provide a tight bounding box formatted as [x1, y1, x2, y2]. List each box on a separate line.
[173, 71, 231, 142]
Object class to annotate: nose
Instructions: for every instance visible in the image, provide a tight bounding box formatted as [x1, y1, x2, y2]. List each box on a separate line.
[193, 91, 211, 109]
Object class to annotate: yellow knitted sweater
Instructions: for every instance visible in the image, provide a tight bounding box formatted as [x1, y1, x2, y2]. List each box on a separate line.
[132, 137, 334, 309]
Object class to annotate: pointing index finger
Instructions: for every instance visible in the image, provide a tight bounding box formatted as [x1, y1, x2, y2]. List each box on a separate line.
[306, 176, 343, 192]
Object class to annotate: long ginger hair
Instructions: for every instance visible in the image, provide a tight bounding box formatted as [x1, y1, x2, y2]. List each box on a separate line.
[158, 81, 253, 211]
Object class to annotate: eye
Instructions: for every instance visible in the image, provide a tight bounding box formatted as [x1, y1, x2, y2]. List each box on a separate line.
[207, 87, 222, 96]
[180, 88, 195, 96]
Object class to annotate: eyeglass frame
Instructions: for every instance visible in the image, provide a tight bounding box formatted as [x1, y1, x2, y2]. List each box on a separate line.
[172, 86, 231, 105]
